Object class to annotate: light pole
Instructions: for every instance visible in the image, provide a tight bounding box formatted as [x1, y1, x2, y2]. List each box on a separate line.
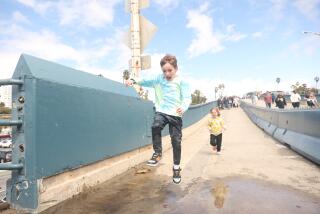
[303, 31, 320, 37]
[276, 77, 280, 91]
[315, 76, 319, 93]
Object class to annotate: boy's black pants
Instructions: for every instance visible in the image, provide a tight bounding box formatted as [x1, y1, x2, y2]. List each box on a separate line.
[152, 112, 182, 165]
[210, 134, 222, 152]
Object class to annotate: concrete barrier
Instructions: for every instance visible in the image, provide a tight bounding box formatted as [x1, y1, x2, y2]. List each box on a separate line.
[241, 101, 320, 165]
[3, 54, 217, 212]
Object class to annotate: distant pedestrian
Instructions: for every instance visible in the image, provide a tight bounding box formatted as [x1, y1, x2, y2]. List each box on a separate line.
[228, 97, 233, 108]
[218, 98, 223, 109]
[251, 94, 258, 105]
[234, 97, 240, 108]
[223, 97, 229, 109]
[290, 90, 301, 108]
[306, 93, 318, 108]
[264, 92, 272, 108]
[208, 108, 226, 155]
[271, 93, 275, 104]
[275, 93, 286, 109]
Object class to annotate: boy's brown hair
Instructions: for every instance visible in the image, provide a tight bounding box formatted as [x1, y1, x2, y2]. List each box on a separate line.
[160, 54, 178, 69]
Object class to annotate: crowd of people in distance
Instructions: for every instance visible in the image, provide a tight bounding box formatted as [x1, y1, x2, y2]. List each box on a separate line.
[250, 90, 319, 109]
[217, 96, 240, 109]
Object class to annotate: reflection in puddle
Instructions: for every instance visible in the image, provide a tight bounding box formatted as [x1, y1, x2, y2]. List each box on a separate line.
[212, 181, 228, 208]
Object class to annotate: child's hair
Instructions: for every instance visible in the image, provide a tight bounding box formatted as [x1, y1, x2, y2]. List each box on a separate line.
[210, 107, 221, 116]
[160, 54, 178, 69]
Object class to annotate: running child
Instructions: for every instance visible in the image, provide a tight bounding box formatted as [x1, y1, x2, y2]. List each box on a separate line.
[208, 108, 226, 154]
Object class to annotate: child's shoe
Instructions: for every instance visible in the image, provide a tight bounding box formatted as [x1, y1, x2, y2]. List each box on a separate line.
[147, 153, 162, 166]
[172, 166, 181, 184]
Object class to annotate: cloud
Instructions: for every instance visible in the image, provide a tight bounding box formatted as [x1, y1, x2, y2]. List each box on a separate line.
[293, 0, 320, 21]
[288, 36, 320, 57]
[0, 26, 113, 63]
[269, 0, 288, 20]
[153, 0, 180, 10]
[252, 31, 263, 38]
[186, 2, 247, 58]
[186, 2, 224, 57]
[12, 11, 31, 25]
[0, 19, 124, 79]
[225, 25, 248, 41]
[16, 0, 53, 15]
[251, 0, 320, 22]
[16, 0, 121, 28]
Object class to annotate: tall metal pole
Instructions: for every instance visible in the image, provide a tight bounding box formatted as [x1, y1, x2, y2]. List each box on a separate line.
[315, 76, 319, 93]
[125, 0, 156, 82]
[303, 31, 320, 37]
[130, 0, 141, 79]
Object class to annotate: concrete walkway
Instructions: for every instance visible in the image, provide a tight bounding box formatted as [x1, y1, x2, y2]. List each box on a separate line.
[0, 171, 10, 200]
[19, 108, 320, 213]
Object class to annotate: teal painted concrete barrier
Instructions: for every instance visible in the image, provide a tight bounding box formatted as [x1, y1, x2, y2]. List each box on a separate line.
[241, 101, 320, 165]
[2, 54, 216, 212]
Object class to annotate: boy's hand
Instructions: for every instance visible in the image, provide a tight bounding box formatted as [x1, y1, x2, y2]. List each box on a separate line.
[176, 108, 184, 116]
[125, 79, 134, 86]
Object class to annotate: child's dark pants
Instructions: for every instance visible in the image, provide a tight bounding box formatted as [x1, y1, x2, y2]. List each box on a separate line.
[152, 112, 182, 165]
[210, 134, 222, 152]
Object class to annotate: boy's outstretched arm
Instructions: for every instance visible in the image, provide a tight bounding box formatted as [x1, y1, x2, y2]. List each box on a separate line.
[125, 75, 160, 87]
[137, 75, 161, 87]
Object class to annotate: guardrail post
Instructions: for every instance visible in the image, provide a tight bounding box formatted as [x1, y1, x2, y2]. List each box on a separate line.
[0, 74, 35, 210]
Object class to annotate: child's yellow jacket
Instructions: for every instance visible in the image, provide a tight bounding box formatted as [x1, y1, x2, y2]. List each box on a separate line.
[208, 116, 224, 136]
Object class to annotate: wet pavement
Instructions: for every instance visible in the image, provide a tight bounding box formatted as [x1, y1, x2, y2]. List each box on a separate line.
[42, 164, 320, 214]
[41, 108, 320, 214]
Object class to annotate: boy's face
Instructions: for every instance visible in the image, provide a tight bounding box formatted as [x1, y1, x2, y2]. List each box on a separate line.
[162, 63, 177, 81]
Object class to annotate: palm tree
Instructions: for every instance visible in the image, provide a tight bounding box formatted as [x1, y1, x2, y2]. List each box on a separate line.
[218, 84, 225, 97]
[214, 87, 219, 100]
[315, 76, 319, 89]
[123, 70, 130, 83]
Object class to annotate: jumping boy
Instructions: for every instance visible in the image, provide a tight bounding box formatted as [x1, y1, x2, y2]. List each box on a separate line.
[125, 54, 191, 184]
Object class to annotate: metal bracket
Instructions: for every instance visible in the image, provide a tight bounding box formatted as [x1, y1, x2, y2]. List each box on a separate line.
[0, 163, 23, 170]
[0, 119, 23, 126]
[0, 79, 23, 86]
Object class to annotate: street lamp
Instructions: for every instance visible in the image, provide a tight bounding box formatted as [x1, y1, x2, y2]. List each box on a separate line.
[276, 77, 281, 92]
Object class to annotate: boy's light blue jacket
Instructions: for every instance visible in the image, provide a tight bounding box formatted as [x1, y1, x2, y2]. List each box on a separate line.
[137, 74, 191, 117]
